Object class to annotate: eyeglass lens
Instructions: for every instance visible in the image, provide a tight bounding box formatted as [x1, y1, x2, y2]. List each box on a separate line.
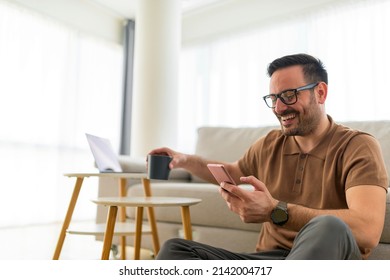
[265, 90, 297, 107]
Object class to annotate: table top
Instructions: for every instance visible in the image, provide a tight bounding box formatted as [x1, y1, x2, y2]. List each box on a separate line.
[91, 196, 202, 207]
[63, 172, 148, 179]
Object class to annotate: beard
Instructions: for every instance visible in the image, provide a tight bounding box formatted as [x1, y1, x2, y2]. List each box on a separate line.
[277, 93, 321, 136]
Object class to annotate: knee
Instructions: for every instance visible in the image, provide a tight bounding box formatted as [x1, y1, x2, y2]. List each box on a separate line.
[307, 215, 353, 242]
[161, 237, 183, 248]
[156, 238, 182, 260]
[310, 215, 348, 231]
[290, 215, 359, 259]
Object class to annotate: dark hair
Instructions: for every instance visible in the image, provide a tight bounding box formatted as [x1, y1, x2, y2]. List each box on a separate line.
[267, 53, 328, 84]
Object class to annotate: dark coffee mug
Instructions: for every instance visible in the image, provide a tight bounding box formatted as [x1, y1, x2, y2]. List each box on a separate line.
[147, 154, 172, 180]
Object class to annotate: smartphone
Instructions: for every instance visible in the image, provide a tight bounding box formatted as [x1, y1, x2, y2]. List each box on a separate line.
[207, 163, 237, 185]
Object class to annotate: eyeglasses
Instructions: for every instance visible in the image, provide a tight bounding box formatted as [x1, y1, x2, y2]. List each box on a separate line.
[263, 82, 319, 108]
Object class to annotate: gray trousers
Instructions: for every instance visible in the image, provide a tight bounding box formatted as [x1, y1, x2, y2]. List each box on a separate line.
[156, 215, 362, 260]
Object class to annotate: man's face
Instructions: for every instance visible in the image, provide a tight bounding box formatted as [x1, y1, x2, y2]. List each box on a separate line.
[269, 65, 322, 136]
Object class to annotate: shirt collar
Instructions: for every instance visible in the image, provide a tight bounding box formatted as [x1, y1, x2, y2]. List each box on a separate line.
[283, 115, 336, 160]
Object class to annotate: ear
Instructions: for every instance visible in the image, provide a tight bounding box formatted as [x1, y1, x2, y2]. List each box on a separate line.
[316, 82, 328, 104]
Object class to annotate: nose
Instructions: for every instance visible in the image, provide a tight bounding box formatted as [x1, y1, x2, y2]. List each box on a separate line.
[273, 98, 288, 115]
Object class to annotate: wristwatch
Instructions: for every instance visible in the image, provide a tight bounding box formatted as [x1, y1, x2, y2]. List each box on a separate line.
[270, 201, 289, 226]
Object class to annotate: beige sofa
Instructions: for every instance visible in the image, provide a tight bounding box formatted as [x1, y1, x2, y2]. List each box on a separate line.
[96, 120, 390, 259]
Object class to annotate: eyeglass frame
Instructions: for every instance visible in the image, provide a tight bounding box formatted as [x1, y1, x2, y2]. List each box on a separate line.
[262, 82, 319, 108]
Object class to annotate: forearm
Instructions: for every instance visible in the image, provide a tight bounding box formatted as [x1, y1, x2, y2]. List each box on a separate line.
[287, 203, 347, 231]
[180, 154, 220, 183]
[181, 156, 243, 185]
[287, 202, 383, 249]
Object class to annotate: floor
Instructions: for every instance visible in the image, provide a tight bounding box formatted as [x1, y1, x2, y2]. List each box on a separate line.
[0, 221, 154, 260]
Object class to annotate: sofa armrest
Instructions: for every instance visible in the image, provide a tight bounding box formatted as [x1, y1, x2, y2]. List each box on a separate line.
[118, 155, 191, 181]
[118, 155, 146, 173]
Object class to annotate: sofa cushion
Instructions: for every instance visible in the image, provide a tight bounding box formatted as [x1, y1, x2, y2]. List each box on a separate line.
[193, 126, 276, 182]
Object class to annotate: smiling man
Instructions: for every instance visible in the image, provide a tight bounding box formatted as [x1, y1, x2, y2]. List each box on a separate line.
[150, 53, 388, 260]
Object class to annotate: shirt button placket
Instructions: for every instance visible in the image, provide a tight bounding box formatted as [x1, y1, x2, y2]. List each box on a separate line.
[294, 153, 307, 191]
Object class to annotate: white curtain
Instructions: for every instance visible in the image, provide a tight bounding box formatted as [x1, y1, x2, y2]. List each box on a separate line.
[0, 1, 123, 226]
[178, 0, 390, 153]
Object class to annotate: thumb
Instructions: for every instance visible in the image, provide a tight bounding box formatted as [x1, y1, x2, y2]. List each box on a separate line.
[240, 176, 267, 192]
[169, 158, 178, 169]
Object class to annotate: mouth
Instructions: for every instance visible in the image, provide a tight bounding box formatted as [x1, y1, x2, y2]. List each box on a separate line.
[279, 112, 297, 127]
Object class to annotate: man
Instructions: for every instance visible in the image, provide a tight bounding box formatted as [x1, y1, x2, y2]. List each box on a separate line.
[149, 53, 388, 260]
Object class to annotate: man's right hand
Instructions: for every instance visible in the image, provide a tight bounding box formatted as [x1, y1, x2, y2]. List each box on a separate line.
[148, 147, 188, 170]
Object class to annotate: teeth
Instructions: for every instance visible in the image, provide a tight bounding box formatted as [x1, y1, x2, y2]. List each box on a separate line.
[281, 113, 296, 121]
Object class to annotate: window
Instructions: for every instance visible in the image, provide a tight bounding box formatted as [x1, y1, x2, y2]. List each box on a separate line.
[0, 1, 123, 226]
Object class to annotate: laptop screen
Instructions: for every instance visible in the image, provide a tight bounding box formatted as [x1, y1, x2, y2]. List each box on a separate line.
[85, 133, 123, 173]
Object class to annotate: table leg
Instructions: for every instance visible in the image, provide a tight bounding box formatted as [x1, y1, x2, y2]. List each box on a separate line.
[101, 205, 118, 260]
[119, 178, 127, 260]
[134, 206, 144, 260]
[52, 177, 84, 260]
[180, 206, 193, 240]
[142, 178, 160, 255]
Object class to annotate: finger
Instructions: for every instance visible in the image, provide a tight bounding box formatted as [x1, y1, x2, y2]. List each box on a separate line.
[170, 155, 184, 169]
[218, 186, 231, 202]
[169, 158, 177, 169]
[220, 182, 246, 200]
[218, 187, 241, 211]
[148, 147, 171, 156]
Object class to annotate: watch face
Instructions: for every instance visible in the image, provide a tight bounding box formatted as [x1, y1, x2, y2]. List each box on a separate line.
[273, 208, 287, 220]
[271, 208, 288, 225]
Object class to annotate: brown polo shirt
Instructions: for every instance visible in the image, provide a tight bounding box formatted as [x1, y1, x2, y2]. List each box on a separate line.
[238, 116, 388, 258]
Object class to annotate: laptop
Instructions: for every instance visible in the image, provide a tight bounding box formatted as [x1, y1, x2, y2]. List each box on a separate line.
[85, 133, 123, 173]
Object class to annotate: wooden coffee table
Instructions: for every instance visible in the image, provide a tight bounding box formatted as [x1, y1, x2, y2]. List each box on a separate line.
[92, 196, 202, 260]
[53, 173, 153, 260]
